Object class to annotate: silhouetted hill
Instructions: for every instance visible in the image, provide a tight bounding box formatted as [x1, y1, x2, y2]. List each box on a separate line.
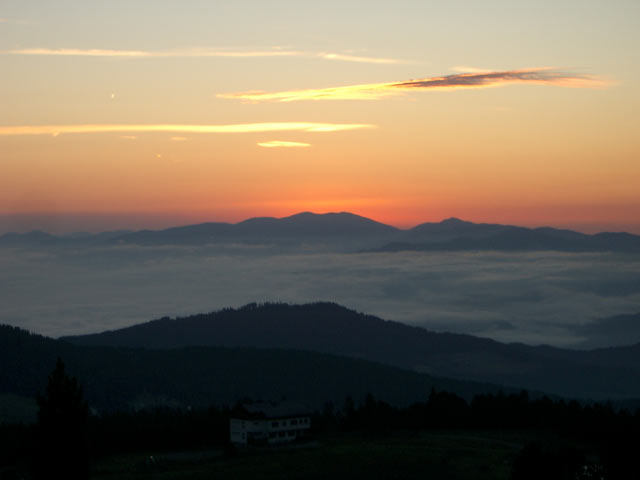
[65, 229, 133, 241]
[2, 213, 638, 252]
[0, 212, 400, 251]
[236, 212, 399, 235]
[63, 303, 640, 400]
[0, 229, 129, 247]
[404, 217, 516, 242]
[0, 230, 59, 247]
[0, 324, 504, 412]
[373, 226, 640, 253]
[113, 212, 398, 248]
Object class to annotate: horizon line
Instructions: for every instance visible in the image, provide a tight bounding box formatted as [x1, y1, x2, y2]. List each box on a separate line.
[1, 210, 639, 236]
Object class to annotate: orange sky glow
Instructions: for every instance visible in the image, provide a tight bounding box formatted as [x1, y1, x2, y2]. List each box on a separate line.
[1, 1, 639, 234]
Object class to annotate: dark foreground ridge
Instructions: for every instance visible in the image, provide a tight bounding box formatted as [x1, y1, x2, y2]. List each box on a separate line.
[0, 323, 503, 413]
[63, 302, 640, 401]
[4, 316, 640, 479]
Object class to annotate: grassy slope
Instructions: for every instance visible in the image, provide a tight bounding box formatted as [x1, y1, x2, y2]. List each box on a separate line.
[91, 431, 519, 480]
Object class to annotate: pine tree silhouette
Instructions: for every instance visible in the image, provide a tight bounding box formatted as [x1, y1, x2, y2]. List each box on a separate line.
[33, 357, 89, 480]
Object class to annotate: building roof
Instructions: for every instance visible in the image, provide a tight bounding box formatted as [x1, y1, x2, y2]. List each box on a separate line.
[233, 401, 311, 420]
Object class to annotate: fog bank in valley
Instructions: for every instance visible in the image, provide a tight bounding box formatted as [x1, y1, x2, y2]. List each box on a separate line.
[1, 245, 639, 348]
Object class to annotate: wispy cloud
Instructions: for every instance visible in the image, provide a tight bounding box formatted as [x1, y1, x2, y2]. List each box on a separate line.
[317, 53, 409, 64]
[5, 47, 300, 58]
[5, 47, 408, 64]
[170, 136, 188, 141]
[219, 68, 607, 102]
[0, 123, 375, 137]
[257, 140, 311, 148]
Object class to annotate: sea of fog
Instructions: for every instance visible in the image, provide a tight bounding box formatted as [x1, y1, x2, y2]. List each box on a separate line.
[1, 246, 640, 348]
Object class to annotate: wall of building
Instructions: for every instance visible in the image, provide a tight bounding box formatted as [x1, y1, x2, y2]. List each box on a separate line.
[230, 416, 311, 445]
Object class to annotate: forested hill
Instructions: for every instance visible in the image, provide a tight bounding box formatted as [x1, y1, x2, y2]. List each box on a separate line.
[0, 324, 503, 412]
[63, 303, 640, 401]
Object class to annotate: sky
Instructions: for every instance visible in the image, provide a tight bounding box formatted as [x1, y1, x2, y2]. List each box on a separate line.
[1, 0, 639, 234]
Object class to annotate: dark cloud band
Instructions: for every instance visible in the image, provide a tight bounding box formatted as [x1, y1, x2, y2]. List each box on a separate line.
[220, 68, 606, 102]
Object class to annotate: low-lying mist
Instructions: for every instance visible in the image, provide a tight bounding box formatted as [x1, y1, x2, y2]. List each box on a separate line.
[2, 245, 639, 348]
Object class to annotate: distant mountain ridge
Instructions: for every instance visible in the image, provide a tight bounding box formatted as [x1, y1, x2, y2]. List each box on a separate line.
[116, 212, 399, 249]
[63, 302, 640, 401]
[0, 212, 398, 251]
[1, 212, 639, 252]
[374, 217, 640, 252]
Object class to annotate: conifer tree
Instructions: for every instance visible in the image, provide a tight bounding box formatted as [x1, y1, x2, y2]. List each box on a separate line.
[34, 357, 89, 480]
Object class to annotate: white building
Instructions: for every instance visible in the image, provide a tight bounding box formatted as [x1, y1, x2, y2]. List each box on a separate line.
[230, 401, 311, 446]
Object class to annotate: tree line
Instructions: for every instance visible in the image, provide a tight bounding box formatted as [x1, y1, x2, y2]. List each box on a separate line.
[2, 360, 639, 479]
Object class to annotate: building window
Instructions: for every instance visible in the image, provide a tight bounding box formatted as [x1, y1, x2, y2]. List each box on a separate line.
[291, 419, 298, 425]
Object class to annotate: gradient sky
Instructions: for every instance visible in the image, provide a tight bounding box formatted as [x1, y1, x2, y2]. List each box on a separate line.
[1, 0, 639, 234]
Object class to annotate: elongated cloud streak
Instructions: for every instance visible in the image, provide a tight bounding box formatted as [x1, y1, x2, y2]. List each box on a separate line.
[5, 48, 408, 64]
[257, 140, 311, 148]
[219, 68, 607, 102]
[0, 123, 374, 136]
[6, 48, 300, 58]
[317, 53, 408, 64]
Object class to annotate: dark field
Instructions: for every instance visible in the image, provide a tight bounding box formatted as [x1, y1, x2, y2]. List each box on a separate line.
[91, 431, 521, 480]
